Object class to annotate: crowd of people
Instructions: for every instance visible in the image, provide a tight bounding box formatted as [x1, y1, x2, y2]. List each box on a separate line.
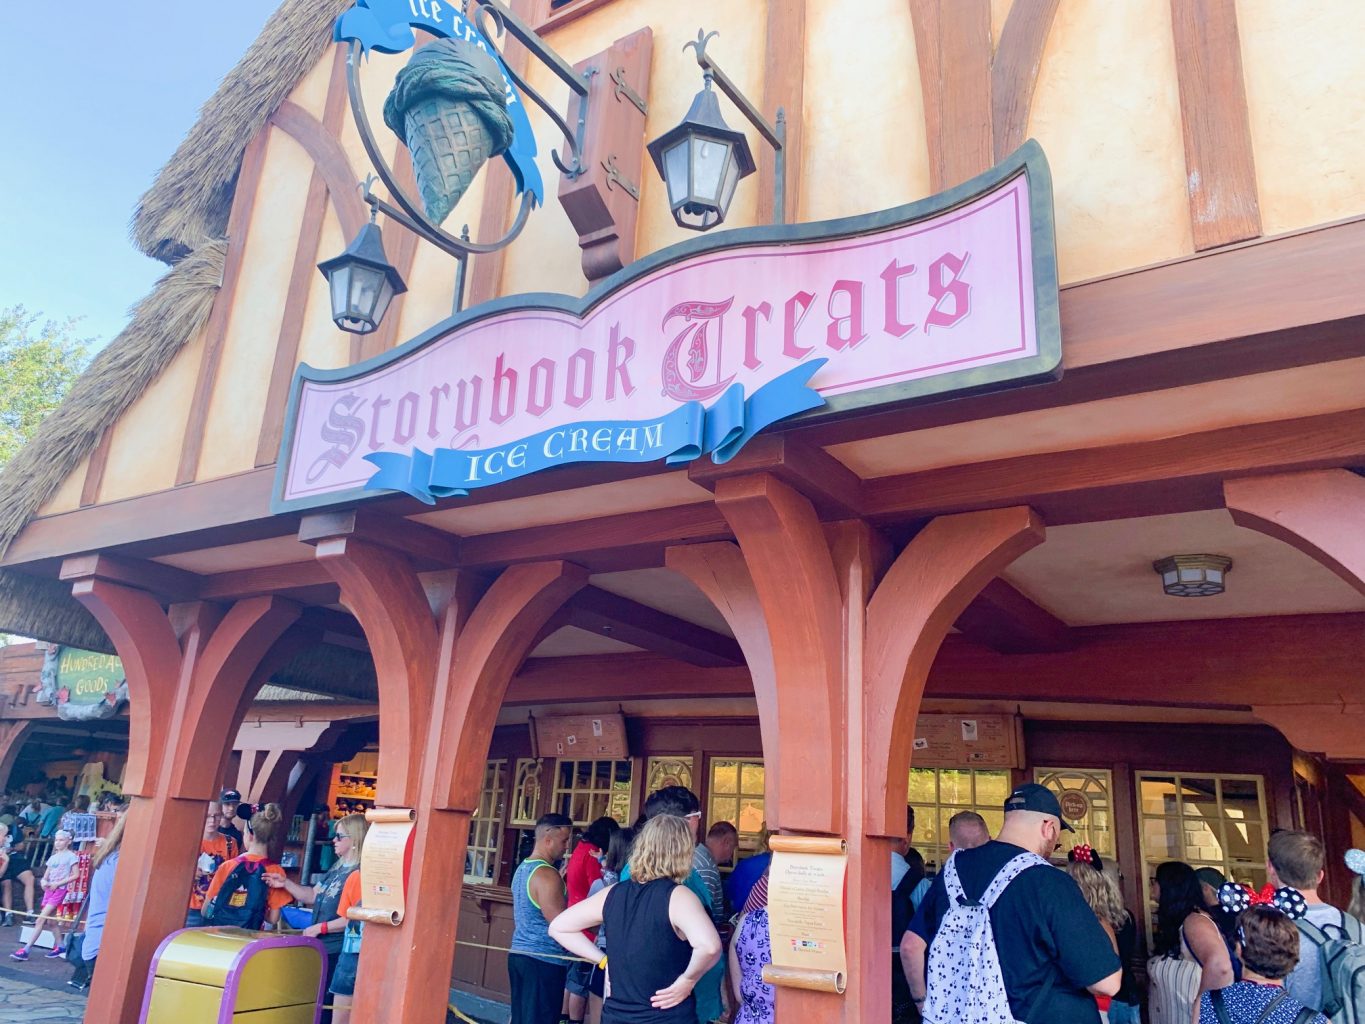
[8, 768, 1365, 1024]
[893, 782, 1365, 1024]
[505, 784, 777, 1024]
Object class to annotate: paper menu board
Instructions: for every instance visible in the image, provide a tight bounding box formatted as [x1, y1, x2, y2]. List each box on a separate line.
[531, 713, 629, 759]
[910, 714, 1020, 768]
[350, 808, 416, 926]
[763, 835, 848, 994]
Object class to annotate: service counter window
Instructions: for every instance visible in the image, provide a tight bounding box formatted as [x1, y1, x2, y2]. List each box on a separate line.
[1034, 767, 1116, 860]
[465, 760, 507, 885]
[552, 759, 633, 826]
[707, 758, 766, 862]
[1137, 773, 1268, 889]
[908, 767, 1011, 871]
[509, 758, 544, 827]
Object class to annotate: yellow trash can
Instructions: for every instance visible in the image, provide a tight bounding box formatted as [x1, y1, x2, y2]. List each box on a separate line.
[140, 927, 327, 1024]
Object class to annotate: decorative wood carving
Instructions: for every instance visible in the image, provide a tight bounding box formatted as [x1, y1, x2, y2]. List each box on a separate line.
[558, 28, 653, 282]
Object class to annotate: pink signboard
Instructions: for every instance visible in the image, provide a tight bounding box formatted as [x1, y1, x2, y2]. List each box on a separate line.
[275, 142, 1059, 511]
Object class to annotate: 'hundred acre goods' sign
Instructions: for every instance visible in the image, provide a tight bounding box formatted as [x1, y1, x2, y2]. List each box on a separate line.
[274, 142, 1061, 512]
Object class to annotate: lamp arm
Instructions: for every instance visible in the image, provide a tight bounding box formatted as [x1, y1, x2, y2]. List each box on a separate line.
[695, 53, 782, 152]
[346, 41, 533, 258]
[470, 0, 588, 98]
[499, 56, 596, 179]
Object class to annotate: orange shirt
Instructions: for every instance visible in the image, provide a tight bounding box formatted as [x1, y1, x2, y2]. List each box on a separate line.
[203, 853, 292, 916]
[336, 869, 363, 920]
[190, 834, 240, 910]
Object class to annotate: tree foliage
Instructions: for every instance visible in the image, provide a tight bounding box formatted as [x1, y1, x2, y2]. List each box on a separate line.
[0, 306, 91, 468]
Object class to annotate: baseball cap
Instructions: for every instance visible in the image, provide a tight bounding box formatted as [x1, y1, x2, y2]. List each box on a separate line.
[1194, 866, 1227, 888]
[219, 788, 242, 803]
[1003, 783, 1075, 831]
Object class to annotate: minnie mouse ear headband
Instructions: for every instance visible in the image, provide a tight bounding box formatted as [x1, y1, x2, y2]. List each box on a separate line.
[1217, 881, 1308, 920]
[1067, 844, 1103, 870]
[1345, 849, 1365, 877]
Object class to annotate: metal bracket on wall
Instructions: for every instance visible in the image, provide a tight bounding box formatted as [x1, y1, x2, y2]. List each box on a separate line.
[610, 66, 648, 115]
[602, 154, 640, 200]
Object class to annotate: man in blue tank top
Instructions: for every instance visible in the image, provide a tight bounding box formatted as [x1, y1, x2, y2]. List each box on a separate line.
[510, 813, 574, 1024]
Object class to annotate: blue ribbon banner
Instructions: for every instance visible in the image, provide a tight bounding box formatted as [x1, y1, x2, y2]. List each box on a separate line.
[364, 360, 828, 504]
[334, 0, 544, 203]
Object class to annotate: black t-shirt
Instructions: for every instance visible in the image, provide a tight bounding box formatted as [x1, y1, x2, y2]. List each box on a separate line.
[218, 820, 244, 849]
[909, 841, 1120, 1024]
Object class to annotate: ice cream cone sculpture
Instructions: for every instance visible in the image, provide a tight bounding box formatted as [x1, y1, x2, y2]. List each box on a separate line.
[383, 38, 516, 226]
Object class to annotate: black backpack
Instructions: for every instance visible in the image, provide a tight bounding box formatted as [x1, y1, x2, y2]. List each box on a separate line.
[202, 859, 270, 929]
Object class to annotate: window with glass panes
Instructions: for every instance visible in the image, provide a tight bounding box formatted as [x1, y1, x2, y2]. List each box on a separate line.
[465, 760, 506, 884]
[1137, 773, 1268, 890]
[552, 760, 633, 826]
[907, 768, 1012, 872]
[509, 758, 544, 827]
[1034, 767, 1115, 860]
[708, 759, 766, 860]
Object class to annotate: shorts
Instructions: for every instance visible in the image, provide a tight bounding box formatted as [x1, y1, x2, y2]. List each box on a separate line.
[508, 954, 567, 1024]
[588, 963, 606, 999]
[565, 958, 593, 997]
[2, 854, 30, 880]
[329, 950, 358, 997]
[41, 885, 69, 910]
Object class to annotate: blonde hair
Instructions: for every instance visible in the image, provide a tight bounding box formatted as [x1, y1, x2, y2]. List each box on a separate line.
[247, 803, 284, 846]
[631, 815, 695, 884]
[1066, 862, 1131, 930]
[334, 812, 368, 864]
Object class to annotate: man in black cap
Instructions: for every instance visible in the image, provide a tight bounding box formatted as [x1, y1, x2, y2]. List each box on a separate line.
[900, 783, 1121, 1023]
[217, 789, 248, 849]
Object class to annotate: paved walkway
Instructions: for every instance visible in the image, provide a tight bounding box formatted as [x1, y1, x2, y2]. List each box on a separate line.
[0, 919, 87, 1021]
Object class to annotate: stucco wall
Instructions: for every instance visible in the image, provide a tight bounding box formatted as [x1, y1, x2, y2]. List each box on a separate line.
[54, 0, 1365, 506]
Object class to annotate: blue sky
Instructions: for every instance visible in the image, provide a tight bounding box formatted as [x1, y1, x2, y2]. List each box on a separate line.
[0, 4, 282, 348]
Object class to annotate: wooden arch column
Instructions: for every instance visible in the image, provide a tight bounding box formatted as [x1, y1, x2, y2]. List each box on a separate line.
[61, 560, 301, 1024]
[665, 544, 783, 822]
[1225, 470, 1365, 757]
[0, 721, 34, 793]
[304, 514, 588, 1024]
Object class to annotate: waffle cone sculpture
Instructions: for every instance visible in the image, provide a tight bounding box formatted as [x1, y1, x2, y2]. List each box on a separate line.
[383, 38, 515, 227]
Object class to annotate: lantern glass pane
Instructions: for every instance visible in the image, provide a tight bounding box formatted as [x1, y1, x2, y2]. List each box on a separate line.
[1206, 569, 1223, 584]
[664, 140, 690, 206]
[691, 135, 731, 203]
[1162, 570, 1178, 587]
[352, 264, 385, 321]
[329, 265, 352, 320]
[719, 152, 742, 213]
[1178, 567, 1202, 582]
[372, 277, 397, 325]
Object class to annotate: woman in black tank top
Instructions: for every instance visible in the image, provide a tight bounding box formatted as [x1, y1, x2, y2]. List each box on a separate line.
[550, 815, 723, 1022]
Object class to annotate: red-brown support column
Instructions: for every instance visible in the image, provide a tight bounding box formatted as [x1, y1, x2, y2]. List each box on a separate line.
[714, 475, 845, 835]
[304, 514, 588, 1024]
[0, 721, 34, 793]
[1225, 469, 1365, 596]
[665, 543, 783, 823]
[63, 565, 300, 1024]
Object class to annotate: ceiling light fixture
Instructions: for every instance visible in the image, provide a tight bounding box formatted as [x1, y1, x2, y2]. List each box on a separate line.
[1152, 554, 1232, 597]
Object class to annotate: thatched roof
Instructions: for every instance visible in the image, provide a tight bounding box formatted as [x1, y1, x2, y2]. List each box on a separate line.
[0, 1, 390, 706]
[0, 0, 355, 668]
[0, 241, 228, 650]
[133, 0, 350, 264]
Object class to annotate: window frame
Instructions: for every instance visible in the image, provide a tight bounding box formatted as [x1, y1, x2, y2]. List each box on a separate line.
[464, 759, 508, 885]
[550, 758, 635, 827]
[1135, 771, 1269, 888]
[907, 766, 1013, 873]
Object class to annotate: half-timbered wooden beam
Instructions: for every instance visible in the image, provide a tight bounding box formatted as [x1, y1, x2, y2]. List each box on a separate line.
[176, 129, 270, 486]
[951, 577, 1072, 653]
[1169, 0, 1261, 250]
[560, 586, 743, 667]
[297, 507, 462, 569]
[689, 435, 865, 518]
